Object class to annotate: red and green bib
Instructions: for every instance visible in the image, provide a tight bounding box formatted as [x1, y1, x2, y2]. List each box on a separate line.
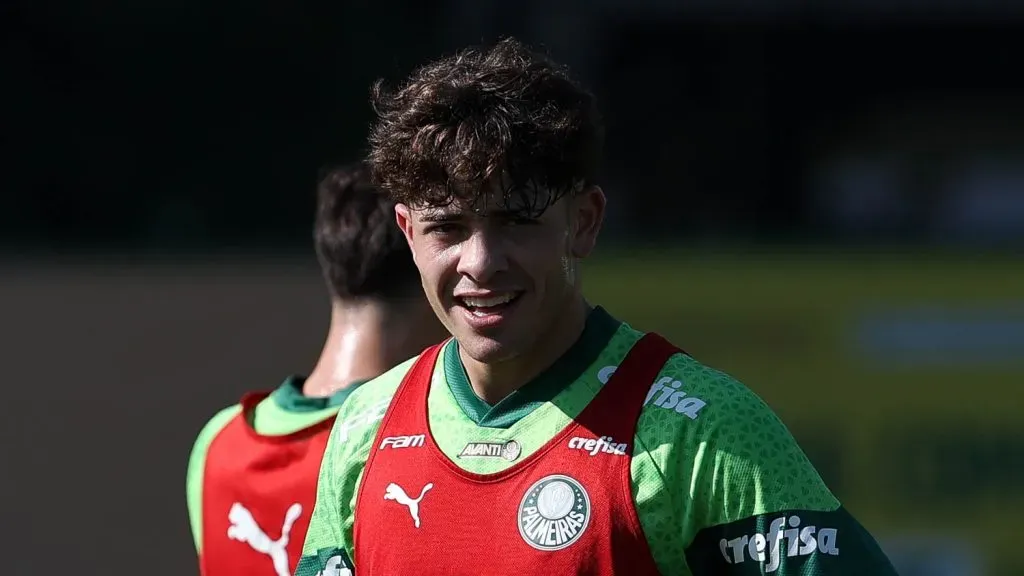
[353, 334, 679, 575]
[199, 392, 334, 576]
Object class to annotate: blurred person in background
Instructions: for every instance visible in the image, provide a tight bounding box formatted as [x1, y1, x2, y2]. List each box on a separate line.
[186, 161, 447, 576]
[297, 38, 898, 576]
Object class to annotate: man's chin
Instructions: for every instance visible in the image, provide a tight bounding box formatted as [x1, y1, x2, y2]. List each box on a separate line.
[453, 330, 521, 364]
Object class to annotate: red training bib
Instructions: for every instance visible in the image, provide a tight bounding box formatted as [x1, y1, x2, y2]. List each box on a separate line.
[354, 333, 678, 575]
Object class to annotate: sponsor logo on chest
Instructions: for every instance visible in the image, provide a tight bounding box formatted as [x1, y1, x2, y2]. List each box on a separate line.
[379, 434, 425, 450]
[567, 435, 628, 456]
[517, 474, 591, 551]
[458, 439, 522, 461]
[384, 481, 433, 528]
[719, 514, 840, 572]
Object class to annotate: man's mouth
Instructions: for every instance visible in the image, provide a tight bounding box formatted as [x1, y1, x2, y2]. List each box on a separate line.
[455, 292, 523, 317]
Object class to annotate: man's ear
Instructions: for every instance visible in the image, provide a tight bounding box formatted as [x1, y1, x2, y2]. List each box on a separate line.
[395, 204, 416, 253]
[570, 186, 606, 259]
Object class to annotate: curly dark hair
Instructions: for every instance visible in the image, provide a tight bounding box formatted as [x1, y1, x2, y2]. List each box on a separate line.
[368, 37, 604, 217]
[313, 161, 418, 301]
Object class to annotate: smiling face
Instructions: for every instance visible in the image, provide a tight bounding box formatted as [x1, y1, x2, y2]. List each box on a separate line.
[396, 184, 606, 364]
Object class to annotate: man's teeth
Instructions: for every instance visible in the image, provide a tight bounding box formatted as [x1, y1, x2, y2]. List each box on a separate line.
[462, 294, 515, 308]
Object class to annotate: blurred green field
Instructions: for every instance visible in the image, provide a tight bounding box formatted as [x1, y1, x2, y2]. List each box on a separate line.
[584, 250, 1024, 576]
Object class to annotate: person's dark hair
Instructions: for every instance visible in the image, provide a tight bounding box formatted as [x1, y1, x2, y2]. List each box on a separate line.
[368, 36, 604, 218]
[313, 161, 418, 301]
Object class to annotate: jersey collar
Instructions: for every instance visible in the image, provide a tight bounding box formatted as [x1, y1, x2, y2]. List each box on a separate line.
[269, 375, 364, 413]
[443, 305, 622, 428]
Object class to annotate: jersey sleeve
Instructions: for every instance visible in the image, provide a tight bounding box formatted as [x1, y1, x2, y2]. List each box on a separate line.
[675, 362, 898, 574]
[293, 422, 357, 576]
[294, 357, 412, 576]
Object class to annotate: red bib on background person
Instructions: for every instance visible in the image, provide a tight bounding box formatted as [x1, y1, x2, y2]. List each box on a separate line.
[200, 392, 334, 576]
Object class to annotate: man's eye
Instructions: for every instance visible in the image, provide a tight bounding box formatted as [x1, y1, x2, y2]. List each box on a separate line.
[427, 223, 459, 235]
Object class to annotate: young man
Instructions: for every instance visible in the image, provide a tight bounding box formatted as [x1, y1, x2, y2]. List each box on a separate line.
[186, 162, 446, 576]
[297, 39, 898, 575]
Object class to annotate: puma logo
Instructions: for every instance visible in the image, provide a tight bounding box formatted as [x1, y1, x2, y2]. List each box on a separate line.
[384, 482, 433, 528]
[227, 502, 302, 576]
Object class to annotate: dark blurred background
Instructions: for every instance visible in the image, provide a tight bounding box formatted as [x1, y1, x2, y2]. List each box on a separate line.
[3, 1, 1023, 575]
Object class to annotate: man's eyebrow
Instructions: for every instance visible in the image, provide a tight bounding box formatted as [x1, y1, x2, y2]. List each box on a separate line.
[418, 209, 532, 222]
[418, 211, 461, 223]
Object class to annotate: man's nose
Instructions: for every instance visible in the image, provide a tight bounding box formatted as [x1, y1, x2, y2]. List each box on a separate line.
[456, 228, 508, 284]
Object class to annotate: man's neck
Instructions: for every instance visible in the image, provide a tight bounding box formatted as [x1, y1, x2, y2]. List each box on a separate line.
[302, 302, 402, 398]
[461, 297, 591, 405]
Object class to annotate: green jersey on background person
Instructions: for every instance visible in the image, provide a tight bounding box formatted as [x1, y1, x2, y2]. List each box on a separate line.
[186, 162, 446, 576]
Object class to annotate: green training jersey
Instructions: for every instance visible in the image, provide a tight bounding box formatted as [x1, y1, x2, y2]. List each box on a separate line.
[298, 307, 897, 575]
[186, 376, 359, 553]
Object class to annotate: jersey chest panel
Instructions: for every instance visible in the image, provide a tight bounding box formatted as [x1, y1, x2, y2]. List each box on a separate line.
[354, 336, 676, 576]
